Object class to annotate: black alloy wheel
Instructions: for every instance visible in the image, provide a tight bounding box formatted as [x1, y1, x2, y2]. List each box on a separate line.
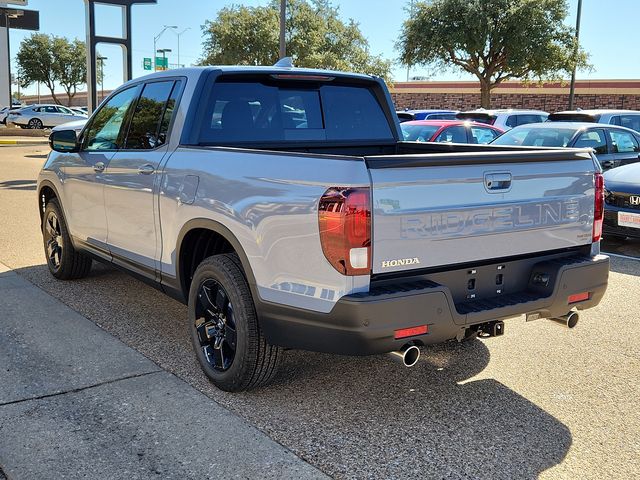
[43, 211, 63, 272]
[194, 279, 238, 372]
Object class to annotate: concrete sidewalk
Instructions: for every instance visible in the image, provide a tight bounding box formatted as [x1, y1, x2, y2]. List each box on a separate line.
[0, 263, 327, 480]
[0, 138, 49, 146]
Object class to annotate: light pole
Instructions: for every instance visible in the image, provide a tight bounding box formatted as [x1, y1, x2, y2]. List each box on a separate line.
[279, 0, 286, 59]
[97, 55, 107, 102]
[171, 27, 190, 68]
[153, 25, 177, 71]
[157, 48, 171, 71]
[4, 9, 23, 106]
[568, 0, 583, 110]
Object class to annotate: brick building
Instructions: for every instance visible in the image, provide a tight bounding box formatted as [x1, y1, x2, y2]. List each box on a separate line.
[390, 79, 640, 112]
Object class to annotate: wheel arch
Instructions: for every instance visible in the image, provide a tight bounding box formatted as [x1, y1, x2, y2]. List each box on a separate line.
[37, 180, 62, 224]
[175, 219, 259, 304]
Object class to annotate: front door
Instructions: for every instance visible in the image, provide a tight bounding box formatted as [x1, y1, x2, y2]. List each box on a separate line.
[103, 80, 181, 278]
[607, 128, 640, 168]
[63, 86, 140, 256]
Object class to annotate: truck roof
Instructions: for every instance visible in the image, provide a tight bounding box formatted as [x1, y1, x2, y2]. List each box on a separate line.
[130, 65, 379, 85]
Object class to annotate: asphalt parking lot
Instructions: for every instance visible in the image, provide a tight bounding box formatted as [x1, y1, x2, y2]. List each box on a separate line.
[0, 145, 639, 479]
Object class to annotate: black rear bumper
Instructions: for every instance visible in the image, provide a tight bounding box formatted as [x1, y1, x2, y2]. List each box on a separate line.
[258, 253, 609, 355]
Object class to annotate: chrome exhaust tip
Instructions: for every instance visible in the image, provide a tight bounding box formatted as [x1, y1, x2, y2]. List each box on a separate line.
[387, 345, 421, 367]
[550, 311, 579, 329]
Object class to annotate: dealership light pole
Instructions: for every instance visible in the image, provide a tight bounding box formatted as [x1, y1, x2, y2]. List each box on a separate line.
[153, 25, 176, 70]
[97, 55, 107, 102]
[172, 27, 190, 68]
[279, 0, 285, 58]
[568, 0, 582, 110]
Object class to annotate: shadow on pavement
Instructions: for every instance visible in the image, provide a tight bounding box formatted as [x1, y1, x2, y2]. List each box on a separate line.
[13, 262, 572, 479]
[0, 179, 37, 191]
[24, 154, 48, 159]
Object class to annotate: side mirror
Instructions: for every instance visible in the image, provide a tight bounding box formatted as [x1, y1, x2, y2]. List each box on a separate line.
[49, 129, 79, 153]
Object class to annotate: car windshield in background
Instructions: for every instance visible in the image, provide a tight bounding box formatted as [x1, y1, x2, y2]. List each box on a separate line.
[491, 126, 577, 147]
[401, 124, 440, 141]
[198, 79, 394, 144]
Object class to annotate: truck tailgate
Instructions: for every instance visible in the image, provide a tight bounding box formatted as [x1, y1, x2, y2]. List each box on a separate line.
[367, 150, 597, 274]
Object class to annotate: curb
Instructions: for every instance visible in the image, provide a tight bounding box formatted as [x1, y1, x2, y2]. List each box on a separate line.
[0, 139, 49, 146]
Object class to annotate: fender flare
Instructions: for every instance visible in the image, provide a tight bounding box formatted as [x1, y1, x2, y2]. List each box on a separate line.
[174, 218, 260, 301]
[37, 179, 64, 222]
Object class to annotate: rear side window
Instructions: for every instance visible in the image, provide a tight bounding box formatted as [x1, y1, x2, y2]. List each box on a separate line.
[609, 129, 640, 153]
[125, 80, 178, 150]
[198, 80, 393, 144]
[611, 115, 640, 133]
[470, 126, 500, 144]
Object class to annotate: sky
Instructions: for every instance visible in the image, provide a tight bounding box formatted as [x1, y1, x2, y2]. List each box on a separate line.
[5, 0, 640, 96]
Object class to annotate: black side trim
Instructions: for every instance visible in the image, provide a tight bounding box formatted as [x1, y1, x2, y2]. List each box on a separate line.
[366, 147, 595, 169]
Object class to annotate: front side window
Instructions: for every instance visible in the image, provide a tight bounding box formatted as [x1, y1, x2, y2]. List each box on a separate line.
[609, 129, 640, 153]
[125, 81, 177, 150]
[45, 106, 57, 114]
[574, 129, 607, 154]
[83, 87, 139, 151]
[198, 79, 393, 144]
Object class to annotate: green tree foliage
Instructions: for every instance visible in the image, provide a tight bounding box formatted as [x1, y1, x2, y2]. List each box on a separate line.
[17, 34, 100, 106]
[200, 0, 392, 81]
[398, 0, 589, 107]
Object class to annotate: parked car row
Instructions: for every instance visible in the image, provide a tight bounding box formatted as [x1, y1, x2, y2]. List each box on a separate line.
[1, 104, 88, 129]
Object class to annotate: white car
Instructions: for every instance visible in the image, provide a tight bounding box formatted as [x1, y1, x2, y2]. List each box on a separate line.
[548, 109, 640, 133]
[51, 118, 88, 136]
[6, 104, 87, 129]
[457, 109, 549, 130]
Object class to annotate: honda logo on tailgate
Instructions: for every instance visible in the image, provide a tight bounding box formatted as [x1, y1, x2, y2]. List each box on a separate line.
[630, 195, 640, 206]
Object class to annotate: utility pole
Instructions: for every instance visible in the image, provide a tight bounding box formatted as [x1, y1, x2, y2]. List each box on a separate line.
[97, 55, 107, 102]
[406, 0, 415, 82]
[279, 0, 286, 59]
[568, 0, 582, 110]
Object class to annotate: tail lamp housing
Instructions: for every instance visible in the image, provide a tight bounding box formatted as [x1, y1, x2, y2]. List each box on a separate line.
[593, 172, 604, 242]
[318, 187, 371, 276]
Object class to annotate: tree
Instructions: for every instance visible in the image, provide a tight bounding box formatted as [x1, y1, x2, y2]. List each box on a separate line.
[398, 0, 589, 107]
[200, 0, 392, 81]
[52, 38, 88, 106]
[16, 33, 60, 104]
[16, 34, 94, 106]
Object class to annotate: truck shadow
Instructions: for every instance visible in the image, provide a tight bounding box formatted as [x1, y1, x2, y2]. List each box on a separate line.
[13, 263, 572, 480]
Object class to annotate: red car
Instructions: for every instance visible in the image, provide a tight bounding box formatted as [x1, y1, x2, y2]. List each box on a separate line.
[400, 120, 505, 144]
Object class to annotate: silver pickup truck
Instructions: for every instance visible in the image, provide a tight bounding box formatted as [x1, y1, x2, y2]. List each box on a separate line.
[39, 65, 609, 391]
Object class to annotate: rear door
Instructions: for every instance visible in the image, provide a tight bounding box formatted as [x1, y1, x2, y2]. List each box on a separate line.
[366, 150, 596, 274]
[606, 128, 640, 167]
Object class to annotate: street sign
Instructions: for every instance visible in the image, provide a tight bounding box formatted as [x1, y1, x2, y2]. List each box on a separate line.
[143, 57, 152, 70]
[155, 56, 168, 71]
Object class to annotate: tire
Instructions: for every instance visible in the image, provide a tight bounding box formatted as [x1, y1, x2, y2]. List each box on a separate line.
[28, 118, 43, 129]
[188, 253, 282, 392]
[42, 199, 92, 280]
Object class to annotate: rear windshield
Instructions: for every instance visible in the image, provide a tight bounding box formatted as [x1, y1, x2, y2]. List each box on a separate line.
[401, 124, 440, 142]
[197, 79, 394, 145]
[548, 113, 598, 122]
[456, 112, 495, 124]
[491, 127, 577, 147]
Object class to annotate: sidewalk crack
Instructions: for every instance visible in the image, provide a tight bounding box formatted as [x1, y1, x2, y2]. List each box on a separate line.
[0, 370, 163, 408]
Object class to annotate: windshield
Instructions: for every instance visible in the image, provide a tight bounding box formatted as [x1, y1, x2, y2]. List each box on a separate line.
[491, 126, 577, 147]
[401, 124, 440, 142]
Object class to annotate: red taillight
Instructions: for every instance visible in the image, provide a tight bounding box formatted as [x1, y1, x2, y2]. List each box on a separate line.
[593, 172, 604, 242]
[568, 292, 590, 304]
[318, 187, 371, 275]
[394, 325, 428, 339]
